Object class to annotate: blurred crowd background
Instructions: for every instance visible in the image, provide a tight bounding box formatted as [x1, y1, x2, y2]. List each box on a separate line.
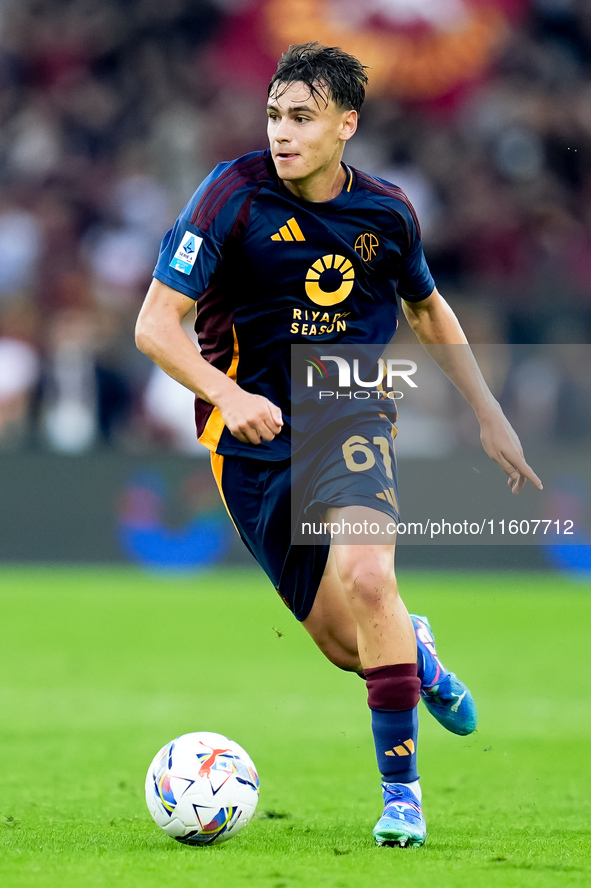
[0, 0, 590, 455]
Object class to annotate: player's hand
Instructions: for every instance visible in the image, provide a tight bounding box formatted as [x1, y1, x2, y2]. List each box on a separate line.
[217, 388, 283, 445]
[478, 406, 543, 495]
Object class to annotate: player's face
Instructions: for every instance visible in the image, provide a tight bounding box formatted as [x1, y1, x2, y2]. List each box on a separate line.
[267, 81, 357, 196]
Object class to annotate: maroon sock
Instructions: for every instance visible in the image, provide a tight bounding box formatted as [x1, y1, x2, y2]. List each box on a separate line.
[365, 663, 421, 711]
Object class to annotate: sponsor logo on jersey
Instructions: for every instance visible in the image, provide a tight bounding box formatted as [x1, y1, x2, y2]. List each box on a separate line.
[170, 231, 203, 274]
[355, 231, 380, 262]
[271, 217, 305, 241]
[289, 308, 349, 336]
[305, 254, 355, 306]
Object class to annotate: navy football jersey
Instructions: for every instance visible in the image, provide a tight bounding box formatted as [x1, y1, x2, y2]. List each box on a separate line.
[153, 149, 434, 460]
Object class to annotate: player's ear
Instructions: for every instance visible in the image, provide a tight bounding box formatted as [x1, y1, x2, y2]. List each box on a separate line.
[339, 109, 358, 142]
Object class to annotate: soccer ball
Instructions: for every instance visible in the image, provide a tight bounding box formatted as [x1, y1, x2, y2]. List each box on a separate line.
[145, 731, 260, 845]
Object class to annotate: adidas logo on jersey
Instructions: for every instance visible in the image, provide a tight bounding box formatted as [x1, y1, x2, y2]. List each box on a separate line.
[385, 739, 415, 757]
[271, 217, 305, 242]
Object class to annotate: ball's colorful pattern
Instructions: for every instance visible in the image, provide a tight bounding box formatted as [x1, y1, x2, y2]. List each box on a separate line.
[145, 732, 259, 845]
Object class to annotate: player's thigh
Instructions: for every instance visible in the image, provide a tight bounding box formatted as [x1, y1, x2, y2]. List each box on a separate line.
[301, 545, 361, 671]
[325, 504, 397, 600]
[300, 420, 400, 663]
[301, 507, 397, 667]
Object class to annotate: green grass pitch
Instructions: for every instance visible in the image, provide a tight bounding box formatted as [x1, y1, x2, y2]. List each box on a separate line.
[1, 566, 590, 888]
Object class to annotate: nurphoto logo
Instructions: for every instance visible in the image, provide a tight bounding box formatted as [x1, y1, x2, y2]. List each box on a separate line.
[305, 355, 418, 401]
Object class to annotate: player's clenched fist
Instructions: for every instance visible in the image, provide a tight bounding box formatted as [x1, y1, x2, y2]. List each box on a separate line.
[217, 388, 283, 445]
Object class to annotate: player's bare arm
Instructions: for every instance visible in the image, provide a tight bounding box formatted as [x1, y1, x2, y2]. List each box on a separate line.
[402, 287, 542, 494]
[136, 279, 283, 445]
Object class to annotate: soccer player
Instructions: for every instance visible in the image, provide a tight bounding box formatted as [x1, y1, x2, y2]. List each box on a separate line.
[136, 43, 542, 847]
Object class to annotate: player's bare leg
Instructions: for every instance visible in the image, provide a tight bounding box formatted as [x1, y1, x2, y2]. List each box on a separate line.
[302, 512, 478, 737]
[302, 506, 415, 670]
[326, 511, 414, 670]
[301, 545, 361, 671]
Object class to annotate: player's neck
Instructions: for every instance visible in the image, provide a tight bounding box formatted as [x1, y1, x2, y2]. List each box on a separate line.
[281, 161, 347, 203]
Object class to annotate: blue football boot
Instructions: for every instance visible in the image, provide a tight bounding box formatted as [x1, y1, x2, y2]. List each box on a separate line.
[373, 782, 427, 847]
[411, 614, 477, 736]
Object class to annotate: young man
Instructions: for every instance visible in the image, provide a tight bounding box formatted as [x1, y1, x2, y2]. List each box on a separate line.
[136, 43, 541, 846]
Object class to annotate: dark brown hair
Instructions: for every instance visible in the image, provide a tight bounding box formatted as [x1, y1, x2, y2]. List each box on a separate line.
[269, 42, 368, 113]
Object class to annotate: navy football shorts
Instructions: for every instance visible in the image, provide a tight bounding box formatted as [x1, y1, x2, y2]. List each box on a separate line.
[211, 415, 399, 622]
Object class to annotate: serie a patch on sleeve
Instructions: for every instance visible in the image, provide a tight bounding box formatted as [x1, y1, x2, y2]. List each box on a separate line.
[169, 231, 203, 275]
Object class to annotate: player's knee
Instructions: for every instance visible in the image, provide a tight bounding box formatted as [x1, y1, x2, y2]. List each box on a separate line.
[351, 574, 398, 614]
[337, 551, 398, 612]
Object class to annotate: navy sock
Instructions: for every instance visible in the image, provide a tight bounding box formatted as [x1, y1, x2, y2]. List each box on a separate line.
[365, 663, 420, 785]
[370, 707, 419, 783]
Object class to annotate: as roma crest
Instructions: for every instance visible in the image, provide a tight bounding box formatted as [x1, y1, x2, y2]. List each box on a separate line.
[355, 232, 380, 263]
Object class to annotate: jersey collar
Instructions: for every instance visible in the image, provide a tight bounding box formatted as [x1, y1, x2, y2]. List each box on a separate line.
[265, 150, 356, 211]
